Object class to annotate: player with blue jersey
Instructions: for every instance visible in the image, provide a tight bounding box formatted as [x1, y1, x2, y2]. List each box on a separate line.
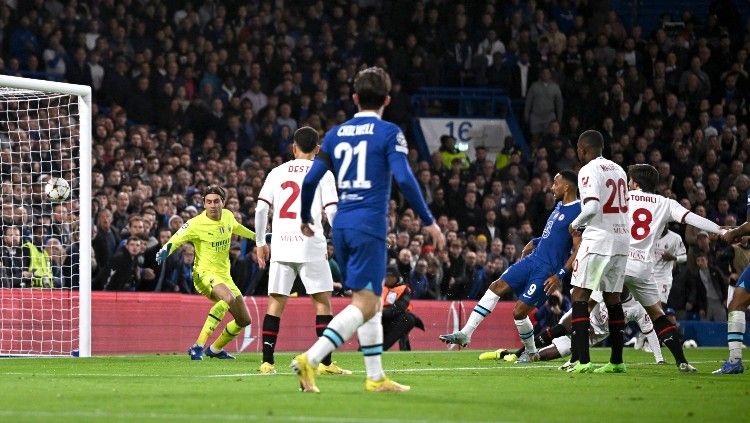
[440, 171, 581, 363]
[715, 190, 750, 374]
[291, 67, 445, 393]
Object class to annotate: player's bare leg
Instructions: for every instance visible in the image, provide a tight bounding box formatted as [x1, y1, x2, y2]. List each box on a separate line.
[205, 284, 251, 359]
[440, 279, 512, 346]
[311, 291, 351, 375]
[714, 286, 750, 374]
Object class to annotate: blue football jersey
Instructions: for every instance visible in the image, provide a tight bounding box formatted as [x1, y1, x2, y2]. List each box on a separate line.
[319, 111, 411, 239]
[530, 200, 582, 269]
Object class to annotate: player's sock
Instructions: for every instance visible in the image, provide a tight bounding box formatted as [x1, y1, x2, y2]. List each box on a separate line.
[358, 310, 385, 380]
[643, 328, 664, 362]
[515, 317, 537, 353]
[728, 310, 746, 363]
[462, 290, 501, 337]
[316, 314, 334, 366]
[210, 320, 242, 352]
[262, 314, 280, 364]
[536, 324, 569, 348]
[307, 305, 364, 367]
[571, 301, 590, 364]
[196, 301, 229, 347]
[606, 303, 625, 365]
[654, 315, 687, 364]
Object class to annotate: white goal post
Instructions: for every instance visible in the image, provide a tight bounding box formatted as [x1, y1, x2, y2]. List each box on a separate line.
[0, 75, 91, 357]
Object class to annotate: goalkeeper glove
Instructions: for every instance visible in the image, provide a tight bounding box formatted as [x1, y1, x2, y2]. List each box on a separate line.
[156, 244, 170, 265]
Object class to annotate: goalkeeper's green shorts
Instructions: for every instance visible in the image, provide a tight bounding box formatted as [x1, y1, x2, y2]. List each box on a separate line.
[194, 271, 241, 299]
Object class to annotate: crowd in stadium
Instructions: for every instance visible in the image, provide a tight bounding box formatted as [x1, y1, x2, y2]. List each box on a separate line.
[1, 0, 749, 324]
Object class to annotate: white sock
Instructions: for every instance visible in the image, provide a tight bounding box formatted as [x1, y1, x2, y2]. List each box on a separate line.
[307, 305, 364, 367]
[357, 311, 385, 380]
[462, 290, 501, 337]
[515, 317, 536, 354]
[644, 329, 664, 363]
[728, 310, 746, 363]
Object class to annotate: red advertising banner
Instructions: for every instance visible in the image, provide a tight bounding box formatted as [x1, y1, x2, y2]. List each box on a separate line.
[0, 290, 520, 355]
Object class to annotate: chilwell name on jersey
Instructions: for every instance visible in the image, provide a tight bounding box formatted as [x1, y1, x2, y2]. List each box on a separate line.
[336, 123, 375, 137]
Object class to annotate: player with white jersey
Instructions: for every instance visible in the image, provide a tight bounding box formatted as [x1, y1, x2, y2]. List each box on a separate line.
[567, 130, 630, 374]
[652, 228, 686, 307]
[254, 126, 350, 376]
[625, 164, 725, 372]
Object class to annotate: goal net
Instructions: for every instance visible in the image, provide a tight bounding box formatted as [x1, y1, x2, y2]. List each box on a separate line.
[0, 75, 91, 356]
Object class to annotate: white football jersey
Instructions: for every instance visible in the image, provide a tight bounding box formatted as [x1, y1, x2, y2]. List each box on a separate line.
[626, 190, 690, 279]
[577, 157, 630, 256]
[651, 230, 686, 284]
[590, 295, 652, 342]
[257, 159, 337, 262]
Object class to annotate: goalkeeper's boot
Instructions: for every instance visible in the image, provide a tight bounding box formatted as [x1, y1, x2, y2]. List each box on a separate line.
[291, 353, 319, 393]
[205, 348, 236, 359]
[712, 359, 744, 375]
[365, 377, 411, 392]
[503, 353, 519, 362]
[318, 362, 353, 375]
[188, 344, 204, 361]
[569, 362, 594, 373]
[478, 349, 506, 361]
[438, 331, 469, 347]
[258, 362, 276, 374]
[593, 362, 627, 373]
[678, 362, 697, 373]
[515, 351, 540, 364]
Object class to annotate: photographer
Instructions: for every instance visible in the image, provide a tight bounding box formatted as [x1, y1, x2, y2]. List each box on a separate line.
[381, 265, 424, 351]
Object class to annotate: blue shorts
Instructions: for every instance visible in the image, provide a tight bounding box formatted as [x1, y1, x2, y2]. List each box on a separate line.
[499, 257, 552, 307]
[332, 228, 386, 296]
[738, 265, 750, 290]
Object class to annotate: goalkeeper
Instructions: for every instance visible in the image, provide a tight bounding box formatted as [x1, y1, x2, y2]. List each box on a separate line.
[157, 185, 256, 360]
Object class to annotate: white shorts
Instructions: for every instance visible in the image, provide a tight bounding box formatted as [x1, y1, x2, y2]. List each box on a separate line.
[622, 296, 653, 333]
[571, 252, 627, 293]
[656, 280, 672, 304]
[550, 336, 571, 357]
[624, 274, 660, 308]
[268, 260, 333, 296]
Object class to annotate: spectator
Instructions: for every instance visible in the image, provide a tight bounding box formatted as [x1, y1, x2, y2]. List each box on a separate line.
[102, 237, 141, 291]
[524, 67, 564, 136]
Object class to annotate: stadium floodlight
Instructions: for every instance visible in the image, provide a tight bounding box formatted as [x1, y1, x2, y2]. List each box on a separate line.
[0, 75, 91, 357]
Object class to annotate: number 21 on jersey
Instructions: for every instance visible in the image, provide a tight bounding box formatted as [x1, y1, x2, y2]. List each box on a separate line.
[334, 141, 371, 189]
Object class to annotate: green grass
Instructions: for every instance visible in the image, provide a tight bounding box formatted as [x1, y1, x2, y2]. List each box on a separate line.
[0, 348, 745, 422]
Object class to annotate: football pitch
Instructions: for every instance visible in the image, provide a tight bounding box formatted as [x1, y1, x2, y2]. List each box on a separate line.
[0, 348, 745, 422]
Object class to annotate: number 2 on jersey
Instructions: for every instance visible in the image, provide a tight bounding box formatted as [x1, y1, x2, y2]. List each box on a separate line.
[603, 178, 628, 214]
[279, 181, 300, 219]
[334, 141, 371, 189]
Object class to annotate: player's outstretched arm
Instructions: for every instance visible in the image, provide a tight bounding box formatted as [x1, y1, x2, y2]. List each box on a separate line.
[569, 198, 599, 232]
[232, 223, 256, 241]
[388, 149, 445, 249]
[300, 158, 329, 236]
[723, 221, 750, 243]
[157, 223, 196, 264]
[671, 199, 725, 236]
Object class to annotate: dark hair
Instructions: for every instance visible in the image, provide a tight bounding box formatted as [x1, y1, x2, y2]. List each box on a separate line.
[559, 170, 578, 186]
[353, 67, 391, 110]
[628, 164, 659, 193]
[294, 126, 319, 153]
[203, 185, 226, 202]
[578, 129, 604, 152]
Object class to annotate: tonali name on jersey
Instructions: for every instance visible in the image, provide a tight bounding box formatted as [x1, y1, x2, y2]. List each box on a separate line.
[258, 158, 337, 263]
[577, 157, 630, 256]
[626, 190, 691, 279]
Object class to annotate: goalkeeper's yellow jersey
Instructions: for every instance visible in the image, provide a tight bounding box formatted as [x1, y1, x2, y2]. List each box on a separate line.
[164, 209, 255, 280]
